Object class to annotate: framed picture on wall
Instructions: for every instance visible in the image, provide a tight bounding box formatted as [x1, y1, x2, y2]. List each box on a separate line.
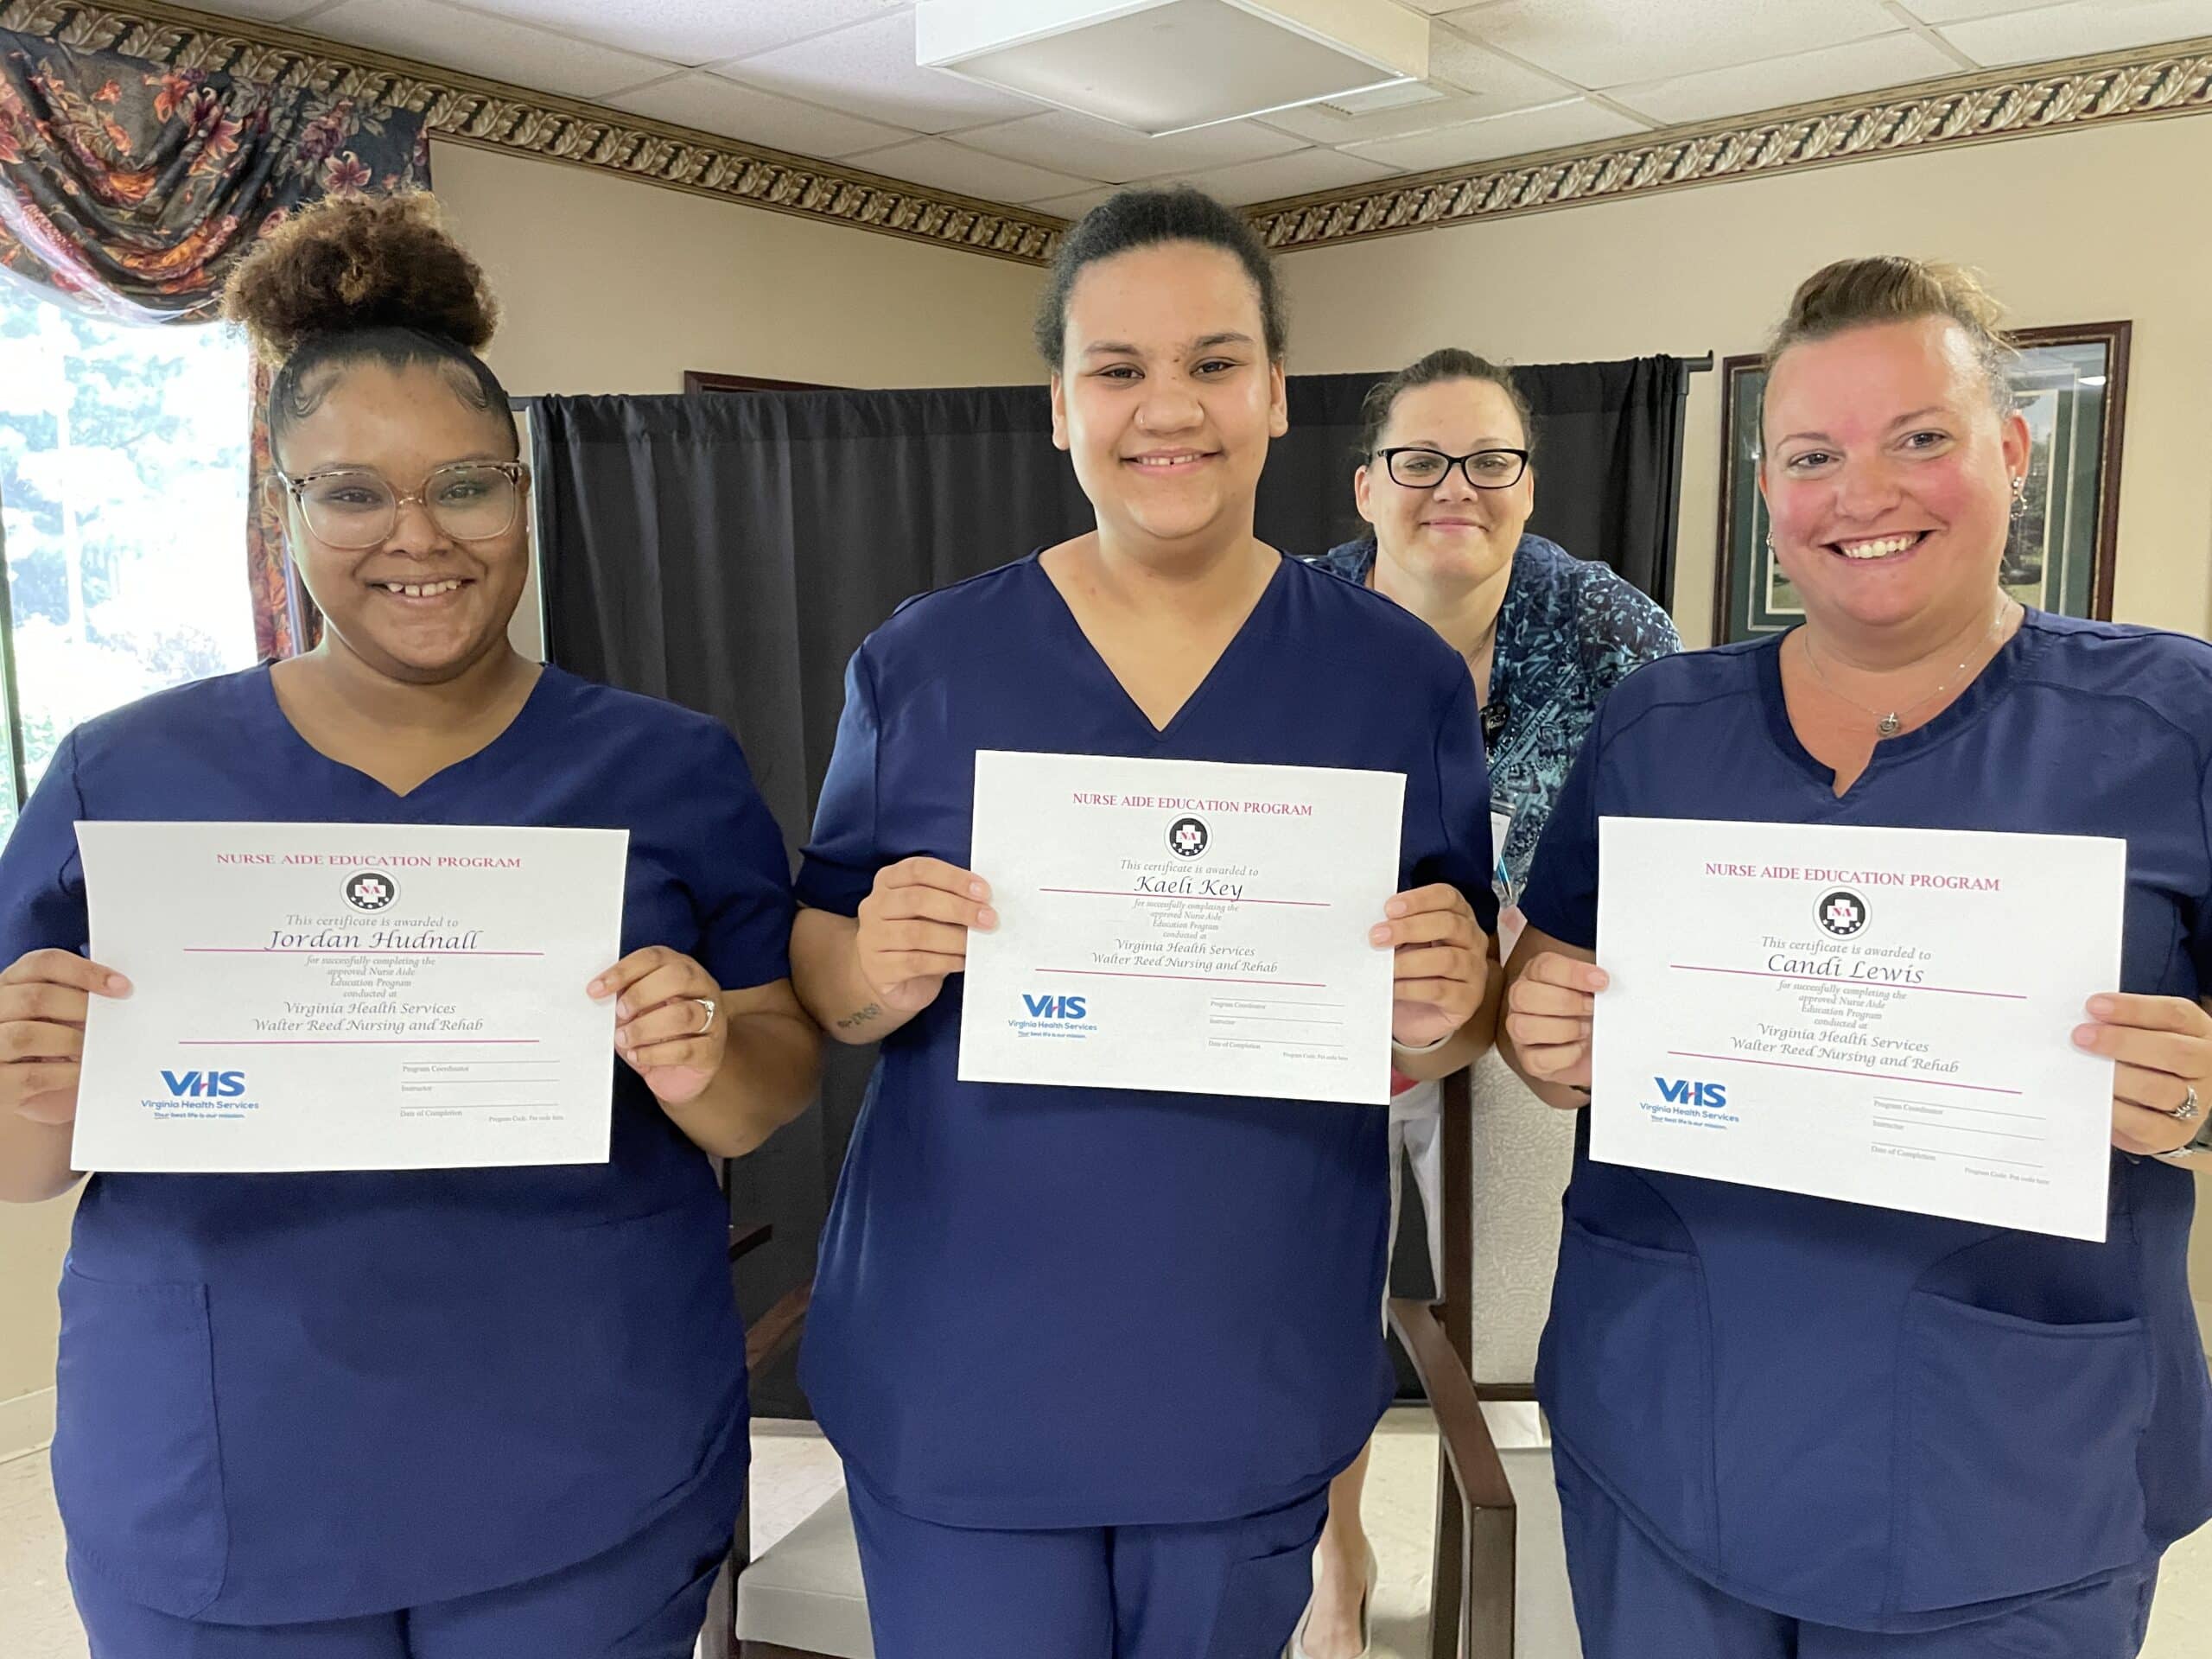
[1711, 321, 2131, 644]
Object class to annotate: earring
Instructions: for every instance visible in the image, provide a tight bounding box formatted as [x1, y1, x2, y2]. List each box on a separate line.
[1764, 530, 1777, 554]
[2010, 474, 2027, 518]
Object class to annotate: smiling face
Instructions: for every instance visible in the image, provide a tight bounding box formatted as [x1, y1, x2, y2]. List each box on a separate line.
[276, 360, 530, 683]
[1759, 316, 2028, 642]
[1049, 239, 1288, 556]
[1354, 376, 1534, 588]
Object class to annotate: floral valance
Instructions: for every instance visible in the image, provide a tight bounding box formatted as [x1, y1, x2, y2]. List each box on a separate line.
[0, 25, 427, 320]
[0, 25, 428, 658]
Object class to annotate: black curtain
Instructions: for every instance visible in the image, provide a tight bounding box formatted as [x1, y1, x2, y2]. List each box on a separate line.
[532, 358, 1688, 1415]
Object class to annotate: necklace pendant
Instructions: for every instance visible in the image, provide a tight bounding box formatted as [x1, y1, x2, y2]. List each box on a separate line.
[1877, 712, 1903, 738]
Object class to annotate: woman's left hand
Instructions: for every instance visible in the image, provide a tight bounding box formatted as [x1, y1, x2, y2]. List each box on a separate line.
[1375, 884, 1487, 1050]
[2073, 993, 2212, 1156]
[590, 948, 728, 1107]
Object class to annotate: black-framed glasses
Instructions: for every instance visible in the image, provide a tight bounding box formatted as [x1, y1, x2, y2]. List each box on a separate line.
[276, 460, 530, 549]
[1374, 446, 1529, 491]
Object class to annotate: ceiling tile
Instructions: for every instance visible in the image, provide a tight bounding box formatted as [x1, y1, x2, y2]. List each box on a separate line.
[305, 0, 667, 99]
[842, 137, 1094, 202]
[1344, 96, 1647, 171]
[1610, 31, 1961, 127]
[1424, 24, 1580, 102]
[452, 1, 905, 67]
[719, 10, 1045, 134]
[1028, 185, 1121, 218]
[1937, 0, 2212, 67]
[191, 1, 334, 20]
[1445, 0, 1902, 88]
[603, 73, 912, 158]
[1163, 147, 1402, 206]
[956, 107, 1306, 183]
[1893, 0, 2079, 21]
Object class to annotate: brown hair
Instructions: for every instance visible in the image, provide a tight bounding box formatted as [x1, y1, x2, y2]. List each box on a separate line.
[1765, 256, 2018, 413]
[1357, 347, 1535, 464]
[223, 193, 513, 460]
[1034, 186, 1287, 365]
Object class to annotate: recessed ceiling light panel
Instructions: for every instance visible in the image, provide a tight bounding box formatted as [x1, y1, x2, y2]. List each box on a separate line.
[917, 0, 1429, 137]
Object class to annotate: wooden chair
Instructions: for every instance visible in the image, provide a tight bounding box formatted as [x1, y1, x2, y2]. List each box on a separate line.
[700, 1222, 836, 1659]
[1389, 1056, 1583, 1659]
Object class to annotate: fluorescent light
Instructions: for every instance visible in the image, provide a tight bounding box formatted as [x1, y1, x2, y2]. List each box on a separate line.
[918, 0, 1430, 137]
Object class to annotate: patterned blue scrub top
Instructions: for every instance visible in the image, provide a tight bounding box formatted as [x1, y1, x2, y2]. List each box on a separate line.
[1310, 532, 1679, 899]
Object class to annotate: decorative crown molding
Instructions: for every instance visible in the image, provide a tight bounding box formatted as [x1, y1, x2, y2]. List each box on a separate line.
[0, 0, 1067, 264]
[1248, 35, 2212, 252]
[10, 5, 2212, 264]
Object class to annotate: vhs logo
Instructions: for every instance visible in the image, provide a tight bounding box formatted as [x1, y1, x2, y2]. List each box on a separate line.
[160, 1069, 247, 1098]
[1021, 994, 1089, 1020]
[1654, 1077, 1728, 1109]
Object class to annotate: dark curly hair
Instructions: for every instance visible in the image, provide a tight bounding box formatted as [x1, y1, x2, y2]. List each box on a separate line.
[1033, 186, 1286, 365]
[222, 193, 515, 460]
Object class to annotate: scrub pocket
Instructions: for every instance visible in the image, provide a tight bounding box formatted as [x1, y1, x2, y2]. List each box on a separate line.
[1895, 1289, 2152, 1611]
[52, 1262, 229, 1617]
[1205, 1521, 1328, 1659]
[1539, 1219, 1718, 1561]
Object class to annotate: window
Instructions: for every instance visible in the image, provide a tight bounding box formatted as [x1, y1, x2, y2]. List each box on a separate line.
[0, 278, 260, 838]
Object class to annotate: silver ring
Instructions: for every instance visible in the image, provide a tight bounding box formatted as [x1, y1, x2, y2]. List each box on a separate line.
[692, 996, 719, 1035]
[2174, 1084, 2200, 1123]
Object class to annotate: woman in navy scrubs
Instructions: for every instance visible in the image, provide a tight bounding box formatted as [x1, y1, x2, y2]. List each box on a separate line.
[1295, 351, 1677, 1658]
[787, 187, 1498, 1658]
[0, 194, 820, 1656]
[1504, 257, 2212, 1656]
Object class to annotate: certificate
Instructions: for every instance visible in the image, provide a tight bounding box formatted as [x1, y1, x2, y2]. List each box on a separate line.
[1592, 817, 2124, 1242]
[73, 823, 627, 1173]
[959, 752, 1403, 1103]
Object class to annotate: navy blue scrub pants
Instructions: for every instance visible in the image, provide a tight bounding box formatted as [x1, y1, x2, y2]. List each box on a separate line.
[845, 1468, 1329, 1659]
[67, 1465, 732, 1659]
[1558, 1451, 2161, 1659]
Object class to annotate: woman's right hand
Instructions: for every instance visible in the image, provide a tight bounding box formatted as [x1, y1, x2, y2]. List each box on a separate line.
[1, 950, 130, 1127]
[853, 858, 995, 1016]
[1503, 950, 1607, 1096]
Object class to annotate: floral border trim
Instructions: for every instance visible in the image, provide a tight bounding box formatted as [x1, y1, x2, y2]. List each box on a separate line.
[1248, 36, 2212, 251]
[0, 0, 1066, 264]
[10, 4, 2212, 263]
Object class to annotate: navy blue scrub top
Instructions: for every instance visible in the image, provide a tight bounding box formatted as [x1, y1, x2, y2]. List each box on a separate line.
[795, 552, 1497, 1529]
[0, 665, 793, 1624]
[1521, 612, 2212, 1632]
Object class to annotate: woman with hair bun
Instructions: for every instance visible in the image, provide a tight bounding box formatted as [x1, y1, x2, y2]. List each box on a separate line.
[0, 194, 819, 1656]
[789, 185, 1497, 1658]
[1505, 257, 2212, 1656]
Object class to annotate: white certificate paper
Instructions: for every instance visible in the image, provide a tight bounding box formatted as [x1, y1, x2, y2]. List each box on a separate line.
[959, 752, 1404, 1103]
[1592, 817, 2124, 1242]
[73, 823, 627, 1173]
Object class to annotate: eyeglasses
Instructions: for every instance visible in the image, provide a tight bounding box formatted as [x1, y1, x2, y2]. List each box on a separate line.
[1374, 447, 1530, 491]
[276, 461, 530, 549]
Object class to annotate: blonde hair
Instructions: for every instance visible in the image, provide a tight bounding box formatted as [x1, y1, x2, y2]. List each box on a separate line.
[1765, 256, 2018, 413]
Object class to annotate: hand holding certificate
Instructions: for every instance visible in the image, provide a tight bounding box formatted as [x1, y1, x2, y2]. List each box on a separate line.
[1583, 818, 2123, 1240]
[70, 823, 626, 1173]
[957, 751, 1427, 1104]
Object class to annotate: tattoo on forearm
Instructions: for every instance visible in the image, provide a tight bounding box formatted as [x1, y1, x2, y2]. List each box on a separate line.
[836, 1003, 882, 1033]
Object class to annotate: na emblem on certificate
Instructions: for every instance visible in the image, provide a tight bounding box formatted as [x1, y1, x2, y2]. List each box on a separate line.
[959, 752, 1405, 1104]
[71, 823, 628, 1173]
[1592, 817, 2126, 1242]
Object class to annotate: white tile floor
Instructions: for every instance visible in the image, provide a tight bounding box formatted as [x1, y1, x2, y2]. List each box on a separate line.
[3, 1413, 2207, 1657]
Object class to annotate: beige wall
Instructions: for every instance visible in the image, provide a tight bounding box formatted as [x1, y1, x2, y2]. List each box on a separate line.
[427, 142, 1047, 396]
[0, 143, 1050, 1455]
[1274, 111, 2212, 646]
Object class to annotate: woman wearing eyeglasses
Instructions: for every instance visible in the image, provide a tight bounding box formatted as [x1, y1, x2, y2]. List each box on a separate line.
[1294, 350, 1675, 1659]
[0, 194, 819, 1658]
